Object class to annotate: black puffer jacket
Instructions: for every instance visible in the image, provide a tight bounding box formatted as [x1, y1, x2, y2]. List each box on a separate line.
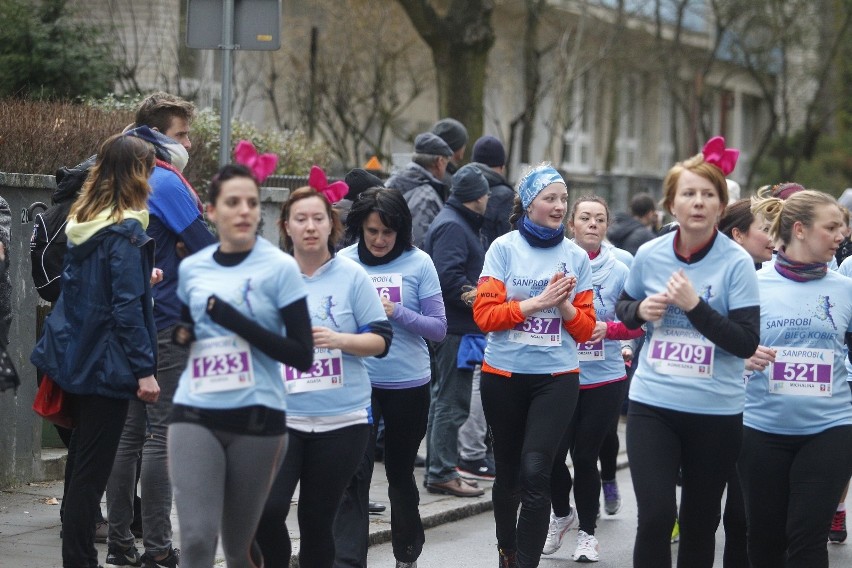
[607, 212, 656, 256]
[476, 164, 515, 247]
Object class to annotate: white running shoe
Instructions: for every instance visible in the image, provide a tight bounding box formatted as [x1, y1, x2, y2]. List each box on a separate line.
[572, 530, 600, 563]
[542, 508, 577, 555]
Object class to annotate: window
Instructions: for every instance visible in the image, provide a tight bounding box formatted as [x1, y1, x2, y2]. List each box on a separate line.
[614, 76, 642, 174]
[561, 73, 593, 172]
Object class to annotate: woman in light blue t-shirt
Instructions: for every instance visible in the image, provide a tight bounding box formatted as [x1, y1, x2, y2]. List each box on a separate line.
[256, 182, 393, 568]
[335, 187, 447, 568]
[740, 190, 852, 567]
[169, 164, 314, 568]
[615, 140, 760, 568]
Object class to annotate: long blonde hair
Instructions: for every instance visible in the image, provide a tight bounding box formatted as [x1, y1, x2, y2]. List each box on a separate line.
[69, 134, 155, 223]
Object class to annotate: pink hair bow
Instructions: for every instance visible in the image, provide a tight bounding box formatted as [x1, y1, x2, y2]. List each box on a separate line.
[702, 136, 739, 176]
[308, 165, 348, 204]
[234, 140, 278, 184]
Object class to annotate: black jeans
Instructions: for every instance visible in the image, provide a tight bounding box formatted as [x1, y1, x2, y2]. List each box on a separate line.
[333, 384, 430, 566]
[257, 424, 370, 568]
[738, 425, 852, 568]
[551, 379, 627, 534]
[481, 371, 579, 568]
[627, 400, 742, 568]
[62, 394, 129, 568]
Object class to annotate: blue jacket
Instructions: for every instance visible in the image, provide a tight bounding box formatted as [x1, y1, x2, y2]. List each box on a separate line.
[31, 219, 157, 400]
[423, 197, 486, 335]
[147, 166, 216, 331]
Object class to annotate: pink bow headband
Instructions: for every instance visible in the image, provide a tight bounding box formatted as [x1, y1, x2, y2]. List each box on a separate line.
[234, 140, 278, 184]
[308, 165, 348, 204]
[702, 136, 739, 176]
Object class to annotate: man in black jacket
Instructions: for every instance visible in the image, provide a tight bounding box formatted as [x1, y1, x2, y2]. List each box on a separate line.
[471, 135, 514, 246]
[607, 192, 658, 255]
[423, 164, 490, 498]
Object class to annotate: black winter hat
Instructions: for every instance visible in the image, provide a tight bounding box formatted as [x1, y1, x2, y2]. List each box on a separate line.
[431, 118, 468, 152]
[452, 164, 489, 202]
[472, 135, 506, 167]
[344, 168, 384, 200]
[414, 132, 453, 157]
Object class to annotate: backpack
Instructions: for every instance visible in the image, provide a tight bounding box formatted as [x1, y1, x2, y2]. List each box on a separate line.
[30, 156, 95, 302]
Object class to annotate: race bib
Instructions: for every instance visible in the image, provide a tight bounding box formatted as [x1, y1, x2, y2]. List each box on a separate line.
[508, 313, 562, 347]
[188, 335, 254, 394]
[282, 348, 344, 394]
[769, 347, 833, 397]
[371, 273, 403, 303]
[648, 328, 714, 379]
[577, 339, 604, 361]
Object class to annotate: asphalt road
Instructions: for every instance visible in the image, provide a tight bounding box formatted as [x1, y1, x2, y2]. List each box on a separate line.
[365, 466, 852, 567]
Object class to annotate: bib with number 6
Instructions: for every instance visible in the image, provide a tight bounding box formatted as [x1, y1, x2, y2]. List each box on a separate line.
[189, 335, 255, 394]
[371, 273, 404, 304]
[282, 348, 344, 394]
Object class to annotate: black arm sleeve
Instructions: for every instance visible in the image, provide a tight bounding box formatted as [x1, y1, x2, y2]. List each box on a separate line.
[846, 333, 852, 365]
[206, 295, 314, 371]
[172, 304, 196, 345]
[684, 301, 760, 358]
[365, 320, 394, 359]
[615, 291, 645, 329]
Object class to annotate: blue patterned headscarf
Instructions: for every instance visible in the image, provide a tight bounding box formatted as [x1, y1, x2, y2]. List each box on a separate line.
[517, 164, 566, 209]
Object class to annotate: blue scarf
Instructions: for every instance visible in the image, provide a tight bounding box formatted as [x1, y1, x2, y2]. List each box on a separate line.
[518, 215, 565, 248]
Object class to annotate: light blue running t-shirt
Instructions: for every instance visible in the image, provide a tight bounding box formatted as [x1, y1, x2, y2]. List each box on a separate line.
[284, 255, 387, 421]
[625, 232, 759, 415]
[578, 242, 631, 386]
[480, 232, 592, 374]
[340, 245, 441, 387]
[174, 238, 307, 411]
[744, 267, 852, 435]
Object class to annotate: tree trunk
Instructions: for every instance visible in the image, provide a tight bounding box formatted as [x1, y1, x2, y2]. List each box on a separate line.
[396, 0, 495, 153]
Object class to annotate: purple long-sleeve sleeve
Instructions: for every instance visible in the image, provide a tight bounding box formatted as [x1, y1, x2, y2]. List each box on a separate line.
[390, 293, 447, 342]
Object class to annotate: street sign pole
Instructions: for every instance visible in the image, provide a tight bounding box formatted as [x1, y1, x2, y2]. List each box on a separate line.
[186, 0, 281, 167]
[219, 0, 235, 168]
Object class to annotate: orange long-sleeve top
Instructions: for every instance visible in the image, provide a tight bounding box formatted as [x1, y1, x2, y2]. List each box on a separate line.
[473, 276, 597, 376]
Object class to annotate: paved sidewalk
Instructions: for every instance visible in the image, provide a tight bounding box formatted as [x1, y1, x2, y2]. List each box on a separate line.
[0, 420, 627, 567]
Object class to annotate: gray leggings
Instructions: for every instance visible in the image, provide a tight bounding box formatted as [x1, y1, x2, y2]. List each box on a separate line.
[168, 423, 287, 568]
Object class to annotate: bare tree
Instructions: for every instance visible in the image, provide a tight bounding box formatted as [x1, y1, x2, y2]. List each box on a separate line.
[261, 1, 430, 166]
[726, 0, 852, 186]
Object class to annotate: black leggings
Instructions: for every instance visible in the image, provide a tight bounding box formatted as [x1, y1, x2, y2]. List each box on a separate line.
[738, 425, 852, 568]
[551, 379, 627, 534]
[481, 371, 579, 568]
[333, 384, 430, 566]
[256, 424, 370, 568]
[627, 400, 742, 568]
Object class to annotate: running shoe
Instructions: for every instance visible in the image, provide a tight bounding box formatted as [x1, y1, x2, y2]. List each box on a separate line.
[395, 562, 417, 568]
[457, 457, 496, 481]
[542, 508, 578, 555]
[602, 479, 622, 515]
[830, 508, 847, 544]
[140, 547, 179, 568]
[498, 547, 517, 568]
[671, 518, 680, 544]
[572, 530, 600, 562]
[105, 543, 142, 567]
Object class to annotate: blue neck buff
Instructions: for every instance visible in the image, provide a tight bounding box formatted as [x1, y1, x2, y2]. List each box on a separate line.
[518, 215, 565, 248]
